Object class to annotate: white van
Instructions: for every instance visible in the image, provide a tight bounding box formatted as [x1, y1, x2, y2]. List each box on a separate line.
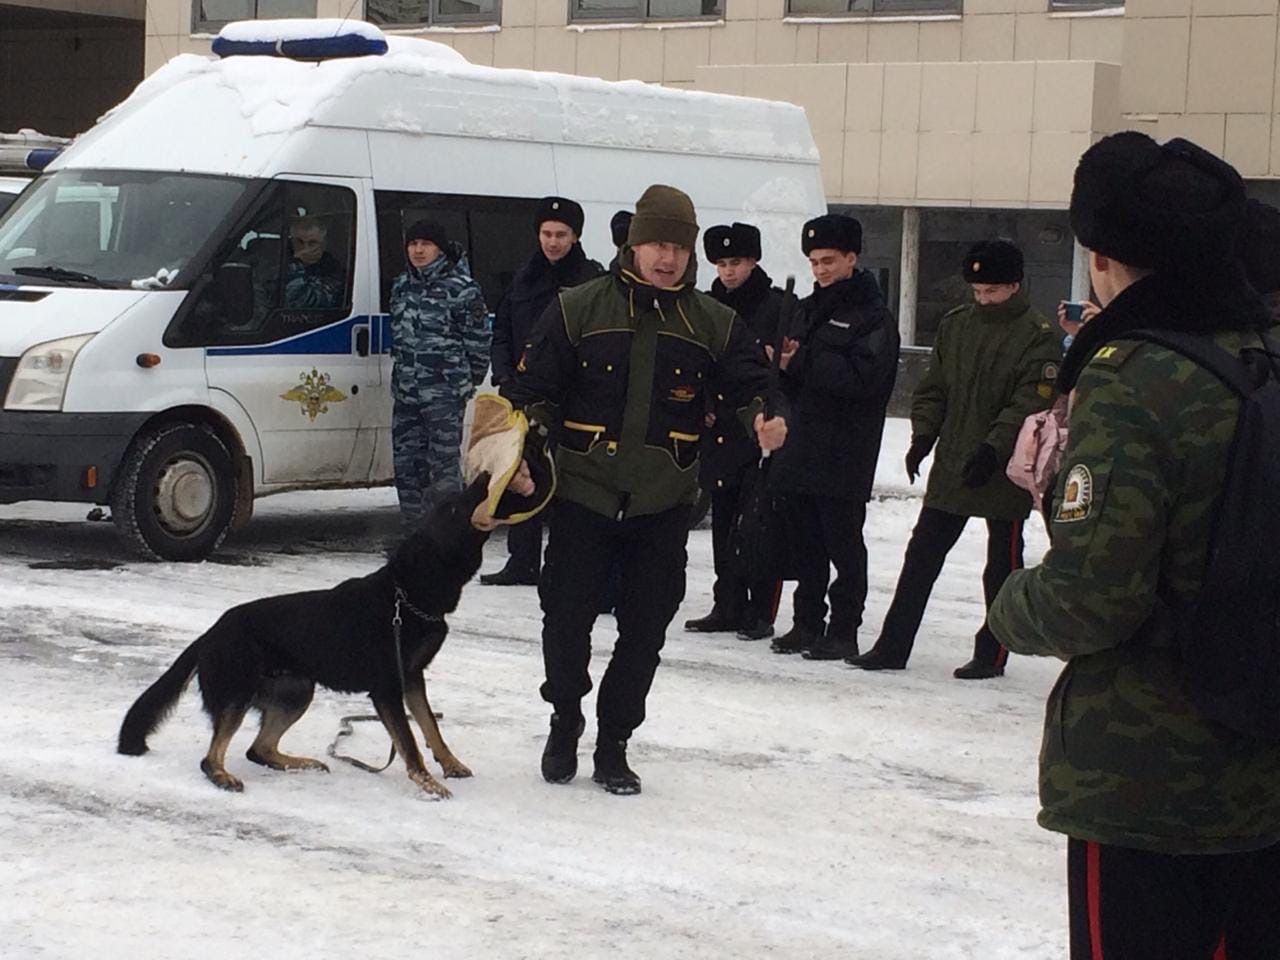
[0, 21, 825, 561]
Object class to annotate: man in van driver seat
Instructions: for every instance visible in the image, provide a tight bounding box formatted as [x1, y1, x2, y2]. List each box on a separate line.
[500, 184, 789, 796]
[284, 217, 345, 309]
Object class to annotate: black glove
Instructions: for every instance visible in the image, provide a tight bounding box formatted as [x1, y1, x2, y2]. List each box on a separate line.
[905, 436, 935, 484]
[961, 444, 999, 488]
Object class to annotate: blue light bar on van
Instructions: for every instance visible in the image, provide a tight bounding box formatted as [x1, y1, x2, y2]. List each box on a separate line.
[25, 148, 60, 170]
[212, 24, 388, 61]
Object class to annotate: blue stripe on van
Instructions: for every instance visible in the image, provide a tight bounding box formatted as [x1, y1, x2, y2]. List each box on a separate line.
[206, 314, 392, 357]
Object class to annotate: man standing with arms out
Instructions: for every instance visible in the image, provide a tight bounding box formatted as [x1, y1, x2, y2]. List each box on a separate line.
[502, 185, 788, 795]
[849, 240, 1058, 679]
[769, 214, 899, 662]
[684, 221, 792, 642]
[481, 197, 603, 586]
[990, 133, 1280, 959]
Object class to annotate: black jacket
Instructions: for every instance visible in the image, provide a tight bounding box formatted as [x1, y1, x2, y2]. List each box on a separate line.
[701, 267, 794, 488]
[490, 244, 603, 384]
[769, 270, 900, 502]
[500, 253, 774, 520]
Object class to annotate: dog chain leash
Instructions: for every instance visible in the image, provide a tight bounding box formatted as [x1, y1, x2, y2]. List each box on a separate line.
[325, 586, 445, 775]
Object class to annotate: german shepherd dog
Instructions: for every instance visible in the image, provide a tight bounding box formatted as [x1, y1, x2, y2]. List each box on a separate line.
[118, 475, 492, 799]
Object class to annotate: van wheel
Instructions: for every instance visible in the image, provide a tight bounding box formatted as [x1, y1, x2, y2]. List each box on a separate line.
[111, 423, 238, 562]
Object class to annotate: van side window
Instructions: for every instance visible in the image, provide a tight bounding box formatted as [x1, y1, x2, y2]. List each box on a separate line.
[168, 181, 356, 348]
[374, 191, 543, 316]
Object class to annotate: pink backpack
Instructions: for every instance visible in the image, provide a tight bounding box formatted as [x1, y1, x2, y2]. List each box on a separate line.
[1006, 393, 1071, 510]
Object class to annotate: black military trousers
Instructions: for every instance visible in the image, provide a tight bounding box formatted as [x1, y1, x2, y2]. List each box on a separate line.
[788, 494, 868, 639]
[538, 499, 689, 742]
[710, 483, 780, 624]
[1067, 838, 1280, 960]
[504, 512, 543, 576]
[875, 505, 1023, 666]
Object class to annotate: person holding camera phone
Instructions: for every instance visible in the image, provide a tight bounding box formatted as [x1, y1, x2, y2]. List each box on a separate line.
[1057, 298, 1101, 352]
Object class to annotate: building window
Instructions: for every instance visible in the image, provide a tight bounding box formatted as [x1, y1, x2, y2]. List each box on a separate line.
[571, 0, 723, 22]
[787, 0, 959, 15]
[366, 0, 501, 26]
[193, 1, 318, 32]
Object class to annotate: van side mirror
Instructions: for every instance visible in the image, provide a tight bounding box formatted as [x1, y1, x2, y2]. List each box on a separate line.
[214, 262, 255, 328]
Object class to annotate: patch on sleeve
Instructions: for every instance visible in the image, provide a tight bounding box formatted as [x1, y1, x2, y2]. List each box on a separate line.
[1043, 362, 1058, 381]
[1054, 464, 1094, 523]
[1088, 342, 1140, 369]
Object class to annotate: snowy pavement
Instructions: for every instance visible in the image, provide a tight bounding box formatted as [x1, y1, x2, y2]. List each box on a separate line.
[0, 420, 1067, 960]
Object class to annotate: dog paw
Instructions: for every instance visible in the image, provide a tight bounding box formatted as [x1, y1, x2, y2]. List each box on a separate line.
[201, 760, 244, 792]
[409, 769, 452, 800]
[440, 758, 473, 779]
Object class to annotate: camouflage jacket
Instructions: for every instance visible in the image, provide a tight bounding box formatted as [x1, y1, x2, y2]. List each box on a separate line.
[988, 274, 1280, 855]
[913, 291, 1060, 520]
[390, 245, 490, 404]
[284, 252, 345, 310]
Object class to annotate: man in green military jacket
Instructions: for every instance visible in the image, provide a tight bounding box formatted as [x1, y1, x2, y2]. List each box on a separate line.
[849, 239, 1059, 679]
[501, 184, 788, 796]
[989, 132, 1280, 959]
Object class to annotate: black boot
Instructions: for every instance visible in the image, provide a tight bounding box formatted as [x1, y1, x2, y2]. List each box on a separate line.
[684, 605, 742, 633]
[540, 713, 585, 784]
[592, 738, 641, 795]
[771, 623, 820, 655]
[736, 618, 775, 642]
[480, 563, 539, 587]
[953, 658, 1005, 680]
[845, 645, 908, 671]
[803, 632, 857, 661]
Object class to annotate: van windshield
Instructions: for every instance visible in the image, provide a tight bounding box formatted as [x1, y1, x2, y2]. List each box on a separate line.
[0, 169, 250, 289]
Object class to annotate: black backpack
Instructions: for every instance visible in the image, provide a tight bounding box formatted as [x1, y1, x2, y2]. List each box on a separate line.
[1131, 328, 1280, 740]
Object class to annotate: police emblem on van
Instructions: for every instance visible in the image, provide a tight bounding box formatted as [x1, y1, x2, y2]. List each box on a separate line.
[281, 368, 347, 422]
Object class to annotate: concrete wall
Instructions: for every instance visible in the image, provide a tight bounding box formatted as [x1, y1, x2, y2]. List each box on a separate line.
[1122, 0, 1280, 178]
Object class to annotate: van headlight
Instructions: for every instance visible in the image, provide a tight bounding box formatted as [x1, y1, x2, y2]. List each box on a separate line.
[4, 334, 94, 411]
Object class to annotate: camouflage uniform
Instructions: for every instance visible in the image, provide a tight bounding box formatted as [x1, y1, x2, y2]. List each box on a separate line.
[284, 253, 345, 309]
[988, 276, 1280, 856]
[390, 245, 490, 523]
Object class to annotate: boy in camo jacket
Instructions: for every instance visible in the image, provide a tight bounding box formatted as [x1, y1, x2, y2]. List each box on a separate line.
[990, 133, 1280, 959]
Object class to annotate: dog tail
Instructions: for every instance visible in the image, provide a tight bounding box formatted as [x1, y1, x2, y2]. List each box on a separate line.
[117, 637, 202, 756]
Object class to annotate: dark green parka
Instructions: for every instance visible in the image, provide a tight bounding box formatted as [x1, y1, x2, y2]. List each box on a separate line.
[912, 290, 1060, 520]
[989, 274, 1280, 855]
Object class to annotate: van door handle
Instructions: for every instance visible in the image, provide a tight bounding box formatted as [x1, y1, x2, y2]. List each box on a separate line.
[355, 328, 369, 357]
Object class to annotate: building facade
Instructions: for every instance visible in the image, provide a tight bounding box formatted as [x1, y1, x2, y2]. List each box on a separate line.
[125, 1, 1280, 340]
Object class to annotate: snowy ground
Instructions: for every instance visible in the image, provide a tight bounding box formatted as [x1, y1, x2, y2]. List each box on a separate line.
[0, 420, 1067, 960]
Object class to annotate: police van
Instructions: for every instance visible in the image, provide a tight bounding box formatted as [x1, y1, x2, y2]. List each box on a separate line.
[0, 19, 825, 561]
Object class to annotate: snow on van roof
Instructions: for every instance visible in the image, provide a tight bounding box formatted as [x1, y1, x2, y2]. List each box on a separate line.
[55, 24, 816, 179]
[216, 17, 387, 44]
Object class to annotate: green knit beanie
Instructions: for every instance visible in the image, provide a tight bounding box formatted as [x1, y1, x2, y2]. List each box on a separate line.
[627, 184, 699, 250]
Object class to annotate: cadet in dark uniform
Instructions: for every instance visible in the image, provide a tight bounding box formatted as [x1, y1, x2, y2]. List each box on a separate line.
[850, 240, 1059, 679]
[990, 132, 1280, 960]
[502, 185, 789, 795]
[769, 214, 900, 661]
[481, 197, 603, 586]
[684, 222, 793, 642]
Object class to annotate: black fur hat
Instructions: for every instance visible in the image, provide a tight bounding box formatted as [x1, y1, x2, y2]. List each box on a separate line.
[962, 240, 1024, 284]
[704, 222, 762, 262]
[405, 218, 450, 249]
[1240, 198, 1280, 296]
[1069, 132, 1246, 273]
[801, 214, 862, 255]
[534, 196, 585, 236]
[610, 210, 633, 248]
